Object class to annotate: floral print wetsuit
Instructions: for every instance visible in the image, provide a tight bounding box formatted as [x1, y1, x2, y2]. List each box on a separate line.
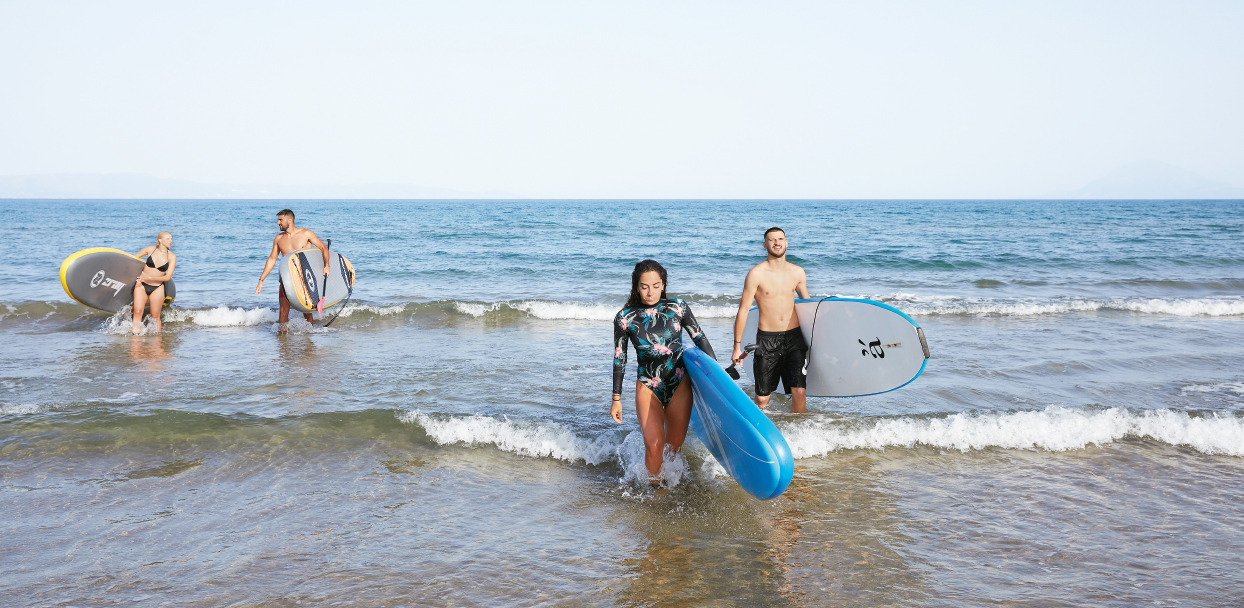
[613, 298, 716, 406]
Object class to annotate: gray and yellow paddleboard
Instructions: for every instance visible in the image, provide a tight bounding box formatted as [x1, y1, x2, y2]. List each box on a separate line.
[277, 247, 355, 314]
[60, 248, 175, 314]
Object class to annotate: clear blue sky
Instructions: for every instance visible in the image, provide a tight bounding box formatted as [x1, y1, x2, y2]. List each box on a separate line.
[1, 1, 1241, 198]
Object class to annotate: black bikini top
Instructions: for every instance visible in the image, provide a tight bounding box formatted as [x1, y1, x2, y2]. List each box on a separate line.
[146, 255, 170, 272]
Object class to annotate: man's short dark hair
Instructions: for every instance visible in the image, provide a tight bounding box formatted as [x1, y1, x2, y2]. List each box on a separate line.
[764, 227, 785, 239]
[278, 209, 295, 220]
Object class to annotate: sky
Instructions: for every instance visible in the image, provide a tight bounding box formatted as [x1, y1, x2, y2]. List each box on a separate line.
[1, 1, 1242, 198]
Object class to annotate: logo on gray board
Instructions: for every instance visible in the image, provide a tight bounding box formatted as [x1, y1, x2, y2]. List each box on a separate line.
[90, 269, 128, 296]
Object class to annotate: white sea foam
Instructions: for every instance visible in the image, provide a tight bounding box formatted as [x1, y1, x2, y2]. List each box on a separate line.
[0, 403, 48, 415]
[331, 303, 407, 318]
[266, 318, 334, 334]
[453, 300, 619, 320]
[515, 301, 619, 321]
[453, 300, 738, 321]
[452, 295, 1244, 322]
[173, 306, 280, 327]
[399, 410, 623, 464]
[1117, 298, 1244, 316]
[399, 410, 707, 488]
[613, 429, 695, 488]
[98, 307, 163, 335]
[781, 406, 1244, 457]
[684, 305, 739, 318]
[453, 302, 496, 317]
[875, 294, 1244, 317]
[1182, 382, 1244, 395]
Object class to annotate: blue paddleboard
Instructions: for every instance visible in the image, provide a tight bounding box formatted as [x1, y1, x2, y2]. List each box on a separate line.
[684, 346, 794, 500]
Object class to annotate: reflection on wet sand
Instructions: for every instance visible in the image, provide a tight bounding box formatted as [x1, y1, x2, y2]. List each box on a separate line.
[765, 454, 935, 607]
[274, 331, 327, 414]
[611, 453, 936, 607]
[127, 334, 173, 372]
[613, 481, 790, 608]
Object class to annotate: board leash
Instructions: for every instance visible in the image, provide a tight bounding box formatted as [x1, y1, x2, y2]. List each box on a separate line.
[803, 296, 832, 376]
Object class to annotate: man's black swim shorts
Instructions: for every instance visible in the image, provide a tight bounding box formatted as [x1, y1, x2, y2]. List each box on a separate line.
[753, 327, 808, 396]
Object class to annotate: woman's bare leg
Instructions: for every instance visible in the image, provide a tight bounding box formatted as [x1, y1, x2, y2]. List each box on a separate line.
[634, 381, 667, 484]
[148, 284, 165, 332]
[663, 379, 693, 453]
[131, 283, 148, 335]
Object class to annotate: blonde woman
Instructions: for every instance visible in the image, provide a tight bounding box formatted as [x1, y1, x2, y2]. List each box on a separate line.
[132, 231, 176, 334]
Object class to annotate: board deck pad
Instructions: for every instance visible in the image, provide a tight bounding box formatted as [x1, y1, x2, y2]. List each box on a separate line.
[277, 247, 356, 314]
[684, 345, 794, 500]
[741, 297, 929, 397]
[60, 247, 175, 314]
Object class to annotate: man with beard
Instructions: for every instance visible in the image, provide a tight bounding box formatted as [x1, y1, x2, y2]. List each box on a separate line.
[255, 209, 331, 327]
[731, 227, 810, 413]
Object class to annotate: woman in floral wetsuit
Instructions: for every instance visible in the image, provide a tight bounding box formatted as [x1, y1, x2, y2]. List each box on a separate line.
[611, 259, 716, 484]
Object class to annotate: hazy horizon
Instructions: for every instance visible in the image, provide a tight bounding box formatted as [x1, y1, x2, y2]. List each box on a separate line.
[2, 1, 1242, 199]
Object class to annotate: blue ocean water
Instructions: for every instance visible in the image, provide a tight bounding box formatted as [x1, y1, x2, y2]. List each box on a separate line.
[3, 199, 1243, 606]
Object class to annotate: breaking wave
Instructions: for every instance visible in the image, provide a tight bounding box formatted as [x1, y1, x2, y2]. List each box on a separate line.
[781, 406, 1244, 457]
[872, 294, 1244, 317]
[452, 300, 737, 321]
[1182, 382, 1244, 396]
[165, 306, 279, 326]
[396, 406, 1244, 475]
[400, 410, 622, 464]
[397, 410, 717, 488]
[9, 294, 1244, 332]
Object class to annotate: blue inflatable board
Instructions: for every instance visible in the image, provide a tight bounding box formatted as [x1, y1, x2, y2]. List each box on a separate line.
[684, 345, 794, 500]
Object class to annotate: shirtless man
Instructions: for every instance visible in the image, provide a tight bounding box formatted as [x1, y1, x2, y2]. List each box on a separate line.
[255, 209, 331, 326]
[731, 227, 810, 413]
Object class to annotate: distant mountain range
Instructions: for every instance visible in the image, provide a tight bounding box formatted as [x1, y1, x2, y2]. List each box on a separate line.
[1054, 160, 1244, 199]
[1, 162, 1240, 199]
[0, 173, 508, 199]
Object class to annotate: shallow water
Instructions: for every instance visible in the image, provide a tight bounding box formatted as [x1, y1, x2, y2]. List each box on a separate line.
[2, 199, 1243, 606]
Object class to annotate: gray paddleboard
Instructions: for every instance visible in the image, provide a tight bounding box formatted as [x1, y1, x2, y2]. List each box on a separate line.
[741, 297, 929, 397]
[276, 247, 355, 314]
[60, 248, 175, 314]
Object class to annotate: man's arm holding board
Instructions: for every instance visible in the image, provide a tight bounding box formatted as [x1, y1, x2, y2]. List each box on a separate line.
[306, 230, 332, 277]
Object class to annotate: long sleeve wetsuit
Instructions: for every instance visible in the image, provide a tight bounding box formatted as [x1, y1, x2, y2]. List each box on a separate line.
[612, 298, 716, 406]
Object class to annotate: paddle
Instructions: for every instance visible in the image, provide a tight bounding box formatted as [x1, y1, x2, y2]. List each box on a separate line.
[724, 344, 757, 380]
[317, 239, 330, 320]
[323, 249, 354, 328]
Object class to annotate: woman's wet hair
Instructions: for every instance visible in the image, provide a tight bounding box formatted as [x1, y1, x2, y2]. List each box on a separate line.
[157, 231, 171, 242]
[624, 259, 668, 310]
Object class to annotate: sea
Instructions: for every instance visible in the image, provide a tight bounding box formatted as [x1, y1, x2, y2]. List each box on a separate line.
[2, 199, 1243, 607]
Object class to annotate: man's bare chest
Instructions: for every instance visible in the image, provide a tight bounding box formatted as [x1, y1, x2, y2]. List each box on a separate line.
[756, 273, 798, 298]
